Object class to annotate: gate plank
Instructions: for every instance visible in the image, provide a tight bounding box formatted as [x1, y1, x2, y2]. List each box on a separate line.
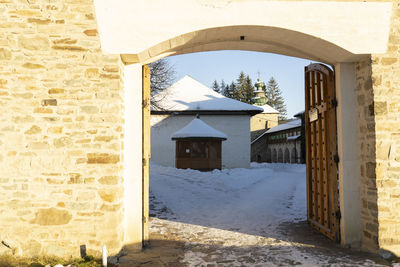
[142, 65, 151, 246]
[305, 63, 339, 241]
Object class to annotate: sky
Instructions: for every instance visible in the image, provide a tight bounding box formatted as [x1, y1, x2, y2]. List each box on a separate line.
[167, 50, 315, 118]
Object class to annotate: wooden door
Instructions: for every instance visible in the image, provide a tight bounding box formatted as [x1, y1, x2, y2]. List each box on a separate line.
[142, 65, 151, 246]
[305, 63, 340, 241]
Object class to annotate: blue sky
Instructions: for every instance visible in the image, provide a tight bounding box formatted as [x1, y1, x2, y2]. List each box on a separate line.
[167, 50, 315, 118]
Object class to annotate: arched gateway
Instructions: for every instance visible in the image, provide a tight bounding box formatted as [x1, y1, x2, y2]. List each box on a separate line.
[0, 0, 398, 259]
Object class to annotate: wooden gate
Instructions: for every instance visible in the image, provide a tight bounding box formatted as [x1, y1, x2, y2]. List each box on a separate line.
[142, 65, 151, 246]
[305, 63, 340, 241]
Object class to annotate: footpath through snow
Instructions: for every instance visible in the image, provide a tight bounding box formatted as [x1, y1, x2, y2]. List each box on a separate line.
[118, 163, 390, 266]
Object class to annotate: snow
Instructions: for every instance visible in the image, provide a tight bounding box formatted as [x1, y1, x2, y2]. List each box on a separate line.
[266, 119, 301, 134]
[150, 162, 306, 235]
[152, 75, 263, 113]
[171, 117, 228, 140]
[287, 134, 301, 141]
[256, 104, 279, 114]
[149, 163, 385, 266]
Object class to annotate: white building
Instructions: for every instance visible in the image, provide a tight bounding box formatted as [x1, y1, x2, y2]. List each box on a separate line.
[151, 75, 262, 169]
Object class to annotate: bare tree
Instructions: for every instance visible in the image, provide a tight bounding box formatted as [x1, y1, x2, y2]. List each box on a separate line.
[149, 59, 176, 110]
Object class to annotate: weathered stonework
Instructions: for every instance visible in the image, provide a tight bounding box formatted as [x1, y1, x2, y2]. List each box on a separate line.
[356, 1, 400, 256]
[0, 0, 125, 257]
[1, 0, 399, 260]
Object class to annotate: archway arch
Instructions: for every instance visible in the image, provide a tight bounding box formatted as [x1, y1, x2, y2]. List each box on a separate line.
[266, 148, 272, 163]
[272, 149, 277, 163]
[278, 148, 283, 163]
[284, 148, 290, 163]
[93, 0, 393, 251]
[291, 147, 297, 163]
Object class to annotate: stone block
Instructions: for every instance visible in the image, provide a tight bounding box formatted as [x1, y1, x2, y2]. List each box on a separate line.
[52, 38, 77, 45]
[98, 176, 120, 185]
[24, 125, 41, 134]
[68, 173, 84, 184]
[48, 126, 63, 134]
[85, 68, 99, 78]
[374, 101, 387, 115]
[83, 29, 98, 36]
[94, 136, 114, 142]
[81, 106, 99, 114]
[22, 240, 42, 257]
[381, 57, 398, 66]
[41, 99, 57, 106]
[18, 36, 49, 50]
[48, 88, 65, 94]
[30, 208, 72, 226]
[22, 62, 45, 69]
[34, 107, 53, 114]
[54, 137, 73, 148]
[98, 188, 120, 203]
[52, 45, 87, 52]
[87, 153, 120, 164]
[0, 48, 11, 60]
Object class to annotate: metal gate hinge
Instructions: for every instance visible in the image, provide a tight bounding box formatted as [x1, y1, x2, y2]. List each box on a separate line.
[335, 210, 341, 220]
[143, 216, 147, 223]
[142, 100, 149, 109]
[333, 154, 339, 164]
[142, 158, 148, 166]
[331, 98, 338, 108]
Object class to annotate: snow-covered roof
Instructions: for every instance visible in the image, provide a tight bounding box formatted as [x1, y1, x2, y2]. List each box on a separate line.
[287, 135, 301, 141]
[266, 119, 301, 134]
[255, 104, 279, 114]
[294, 110, 305, 117]
[171, 117, 227, 140]
[152, 76, 263, 114]
[251, 119, 301, 144]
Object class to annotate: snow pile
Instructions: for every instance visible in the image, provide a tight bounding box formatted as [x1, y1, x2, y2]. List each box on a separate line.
[152, 75, 263, 113]
[150, 162, 306, 235]
[171, 117, 227, 140]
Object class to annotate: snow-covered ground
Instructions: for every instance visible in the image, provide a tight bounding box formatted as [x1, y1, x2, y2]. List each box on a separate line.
[150, 162, 306, 236]
[147, 163, 387, 266]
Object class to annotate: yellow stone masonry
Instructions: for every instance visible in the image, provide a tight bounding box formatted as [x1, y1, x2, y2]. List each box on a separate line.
[0, 0, 399, 260]
[0, 0, 125, 257]
[356, 1, 400, 256]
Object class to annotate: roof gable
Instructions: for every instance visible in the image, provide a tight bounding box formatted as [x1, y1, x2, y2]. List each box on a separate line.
[152, 75, 263, 114]
[171, 117, 227, 140]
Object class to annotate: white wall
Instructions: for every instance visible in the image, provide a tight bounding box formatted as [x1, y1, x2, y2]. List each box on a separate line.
[123, 64, 143, 247]
[335, 63, 362, 248]
[151, 114, 251, 169]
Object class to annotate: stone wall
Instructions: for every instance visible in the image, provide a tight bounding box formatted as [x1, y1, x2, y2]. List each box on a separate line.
[357, 1, 400, 256]
[0, 0, 125, 257]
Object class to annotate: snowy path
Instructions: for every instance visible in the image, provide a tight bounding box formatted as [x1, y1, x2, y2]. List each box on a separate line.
[150, 163, 306, 237]
[119, 163, 388, 266]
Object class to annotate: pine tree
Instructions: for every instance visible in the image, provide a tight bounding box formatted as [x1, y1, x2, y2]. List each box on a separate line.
[243, 75, 254, 104]
[220, 80, 227, 95]
[265, 77, 287, 120]
[212, 80, 220, 93]
[223, 81, 236, 99]
[232, 72, 254, 103]
[234, 71, 247, 102]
